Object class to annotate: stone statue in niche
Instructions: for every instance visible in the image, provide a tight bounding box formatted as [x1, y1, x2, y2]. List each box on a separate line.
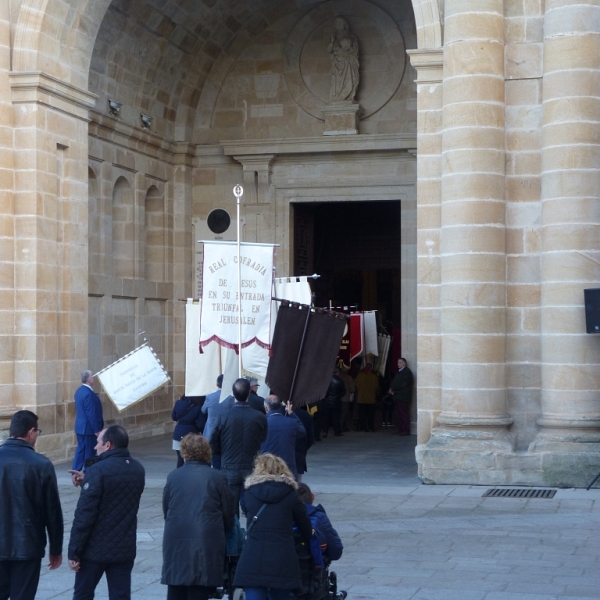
[327, 17, 360, 101]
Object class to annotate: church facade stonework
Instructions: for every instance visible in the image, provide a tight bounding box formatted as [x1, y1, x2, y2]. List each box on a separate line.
[1, 0, 599, 486]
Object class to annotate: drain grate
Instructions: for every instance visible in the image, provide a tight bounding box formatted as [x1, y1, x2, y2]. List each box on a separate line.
[483, 488, 557, 499]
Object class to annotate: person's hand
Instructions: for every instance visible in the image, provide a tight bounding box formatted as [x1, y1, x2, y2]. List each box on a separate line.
[68, 559, 80, 571]
[285, 400, 293, 415]
[68, 469, 84, 487]
[48, 554, 62, 570]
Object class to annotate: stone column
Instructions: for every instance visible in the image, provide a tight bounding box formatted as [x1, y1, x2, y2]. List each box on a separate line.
[9, 72, 96, 460]
[407, 49, 443, 450]
[419, 0, 513, 484]
[530, 1, 600, 485]
[0, 1, 15, 436]
[172, 143, 195, 389]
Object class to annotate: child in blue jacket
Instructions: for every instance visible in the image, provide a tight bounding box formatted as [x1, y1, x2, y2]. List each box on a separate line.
[296, 482, 343, 561]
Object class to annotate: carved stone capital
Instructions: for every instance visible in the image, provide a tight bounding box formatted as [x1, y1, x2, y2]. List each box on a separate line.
[407, 48, 443, 84]
[232, 154, 275, 204]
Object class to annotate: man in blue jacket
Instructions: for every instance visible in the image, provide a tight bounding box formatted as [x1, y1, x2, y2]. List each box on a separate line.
[261, 395, 306, 480]
[72, 370, 104, 471]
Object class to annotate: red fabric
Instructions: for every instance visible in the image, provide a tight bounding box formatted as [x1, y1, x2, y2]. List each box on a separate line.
[349, 314, 363, 362]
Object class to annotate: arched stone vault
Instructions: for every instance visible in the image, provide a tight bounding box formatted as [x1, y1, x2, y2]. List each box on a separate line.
[13, 0, 442, 135]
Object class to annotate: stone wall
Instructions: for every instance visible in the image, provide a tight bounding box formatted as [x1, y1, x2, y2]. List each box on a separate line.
[2, 0, 600, 486]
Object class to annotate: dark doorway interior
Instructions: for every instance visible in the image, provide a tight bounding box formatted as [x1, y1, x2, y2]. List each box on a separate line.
[293, 201, 401, 326]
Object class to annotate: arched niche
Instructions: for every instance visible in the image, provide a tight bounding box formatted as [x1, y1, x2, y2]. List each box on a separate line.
[144, 185, 165, 282]
[112, 176, 135, 279]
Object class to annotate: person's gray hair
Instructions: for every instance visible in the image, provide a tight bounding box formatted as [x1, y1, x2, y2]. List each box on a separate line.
[81, 370, 93, 384]
[264, 394, 282, 411]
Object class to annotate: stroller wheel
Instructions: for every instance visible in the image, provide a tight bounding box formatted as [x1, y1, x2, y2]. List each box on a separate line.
[232, 588, 245, 600]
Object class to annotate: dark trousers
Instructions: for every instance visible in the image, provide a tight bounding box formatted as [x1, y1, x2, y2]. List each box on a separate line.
[73, 560, 134, 600]
[395, 401, 411, 434]
[329, 399, 342, 435]
[358, 404, 375, 432]
[340, 402, 351, 431]
[176, 450, 184, 468]
[222, 468, 251, 517]
[167, 585, 213, 600]
[72, 433, 97, 471]
[312, 408, 323, 440]
[381, 401, 394, 425]
[0, 559, 41, 600]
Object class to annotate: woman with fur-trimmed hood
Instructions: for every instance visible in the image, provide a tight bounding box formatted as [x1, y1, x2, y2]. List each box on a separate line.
[233, 453, 312, 600]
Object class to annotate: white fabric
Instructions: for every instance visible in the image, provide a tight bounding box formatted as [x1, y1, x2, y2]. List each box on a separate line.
[274, 276, 312, 305]
[97, 345, 169, 412]
[186, 273, 311, 390]
[200, 242, 274, 349]
[185, 302, 229, 396]
[363, 311, 379, 357]
[220, 345, 241, 402]
[376, 334, 391, 376]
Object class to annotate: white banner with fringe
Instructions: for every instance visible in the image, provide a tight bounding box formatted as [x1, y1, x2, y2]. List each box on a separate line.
[96, 344, 170, 412]
[199, 242, 275, 351]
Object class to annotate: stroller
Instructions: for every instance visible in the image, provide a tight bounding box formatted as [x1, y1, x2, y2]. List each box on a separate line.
[293, 528, 347, 600]
[216, 517, 347, 600]
[213, 516, 245, 600]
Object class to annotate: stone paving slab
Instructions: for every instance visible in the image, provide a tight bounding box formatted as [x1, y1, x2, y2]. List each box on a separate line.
[39, 430, 600, 599]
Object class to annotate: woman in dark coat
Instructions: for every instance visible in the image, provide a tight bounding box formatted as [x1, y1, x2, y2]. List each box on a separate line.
[389, 357, 414, 436]
[171, 395, 206, 467]
[233, 453, 313, 600]
[162, 433, 235, 600]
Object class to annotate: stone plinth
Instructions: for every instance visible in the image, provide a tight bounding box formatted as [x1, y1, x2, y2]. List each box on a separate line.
[322, 102, 360, 135]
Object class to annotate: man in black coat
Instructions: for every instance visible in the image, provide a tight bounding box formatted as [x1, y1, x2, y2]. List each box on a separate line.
[0, 410, 63, 600]
[247, 377, 266, 414]
[68, 424, 145, 600]
[293, 406, 315, 481]
[322, 369, 346, 437]
[211, 378, 268, 516]
[389, 357, 414, 436]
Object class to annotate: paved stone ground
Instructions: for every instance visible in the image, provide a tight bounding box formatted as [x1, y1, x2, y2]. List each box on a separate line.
[37, 429, 600, 600]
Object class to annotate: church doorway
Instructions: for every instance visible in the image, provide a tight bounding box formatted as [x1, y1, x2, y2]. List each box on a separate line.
[292, 200, 401, 327]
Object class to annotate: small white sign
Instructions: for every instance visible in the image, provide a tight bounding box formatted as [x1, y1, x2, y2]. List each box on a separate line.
[233, 184, 243, 198]
[96, 345, 169, 412]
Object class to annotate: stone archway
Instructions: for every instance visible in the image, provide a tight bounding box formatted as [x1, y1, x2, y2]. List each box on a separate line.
[12, 0, 442, 87]
[6, 0, 443, 460]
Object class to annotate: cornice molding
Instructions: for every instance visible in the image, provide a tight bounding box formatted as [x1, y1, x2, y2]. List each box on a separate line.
[222, 134, 417, 158]
[9, 71, 97, 121]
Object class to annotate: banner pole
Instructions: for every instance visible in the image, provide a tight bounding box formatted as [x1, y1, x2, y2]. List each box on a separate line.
[287, 292, 316, 406]
[233, 184, 244, 378]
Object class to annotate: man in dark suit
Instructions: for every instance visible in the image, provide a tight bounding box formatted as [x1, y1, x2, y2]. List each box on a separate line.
[72, 370, 104, 471]
[211, 378, 267, 516]
[261, 395, 306, 480]
[247, 377, 266, 413]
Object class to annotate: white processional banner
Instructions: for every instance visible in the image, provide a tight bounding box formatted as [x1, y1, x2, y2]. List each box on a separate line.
[97, 344, 170, 412]
[199, 242, 274, 351]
